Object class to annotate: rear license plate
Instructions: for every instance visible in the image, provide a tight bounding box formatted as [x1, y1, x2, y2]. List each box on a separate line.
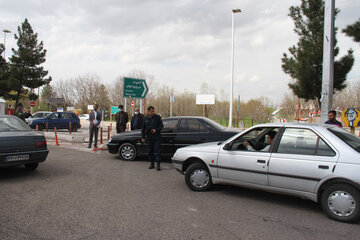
[6, 155, 30, 162]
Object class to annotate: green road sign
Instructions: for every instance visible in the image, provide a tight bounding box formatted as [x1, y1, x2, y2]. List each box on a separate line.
[123, 77, 148, 98]
[111, 106, 119, 114]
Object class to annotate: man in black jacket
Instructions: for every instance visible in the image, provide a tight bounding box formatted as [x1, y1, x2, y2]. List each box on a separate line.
[131, 107, 144, 130]
[116, 105, 128, 133]
[141, 106, 163, 171]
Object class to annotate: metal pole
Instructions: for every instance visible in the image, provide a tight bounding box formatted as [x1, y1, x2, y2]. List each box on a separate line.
[170, 101, 173, 117]
[320, 0, 335, 123]
[228, 9, 241, 128]
[124, 97, 127, 112]
[3, 32, 5, 59]
[140, 99, 143, 114]
[2, 29, 11, 59]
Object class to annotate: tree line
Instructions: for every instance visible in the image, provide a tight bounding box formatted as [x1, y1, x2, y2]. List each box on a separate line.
[45, 72, 275, 126]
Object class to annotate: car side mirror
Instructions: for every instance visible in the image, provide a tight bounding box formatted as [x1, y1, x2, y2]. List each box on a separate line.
[223, 143, 231, 150]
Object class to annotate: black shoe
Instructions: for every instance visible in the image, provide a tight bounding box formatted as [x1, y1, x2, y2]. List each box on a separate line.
[156, 163, 161, 171]
[88, 145, 91, 148]
[149, 163, 154, 169]
[94, 145, 97, 148]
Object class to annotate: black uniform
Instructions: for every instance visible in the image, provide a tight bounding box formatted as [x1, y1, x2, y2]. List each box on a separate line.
[142, 114, 163, 169]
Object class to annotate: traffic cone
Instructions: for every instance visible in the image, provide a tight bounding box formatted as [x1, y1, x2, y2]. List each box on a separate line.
[54, 127, 60, 145]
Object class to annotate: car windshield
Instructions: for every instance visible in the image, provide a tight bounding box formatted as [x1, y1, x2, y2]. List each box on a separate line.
[0, 116, 32, 132]
[328, 126, 360, 153]
[204, 118, 226, 131]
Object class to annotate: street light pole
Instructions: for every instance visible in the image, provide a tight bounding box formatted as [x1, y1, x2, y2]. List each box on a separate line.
[229, 9, 241, 128]
[320, 0, 335, 123]
[2, 29, 11, 59]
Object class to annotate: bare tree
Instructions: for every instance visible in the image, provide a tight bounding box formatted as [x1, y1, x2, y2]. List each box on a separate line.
[334, 80, 360, 110]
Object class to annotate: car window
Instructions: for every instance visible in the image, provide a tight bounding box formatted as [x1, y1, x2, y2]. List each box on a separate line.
[317, 138, 335, 156]
[203, 118, 226, 131]
[277, 128, 335, 156]
[328, 126, 360, 153]
[229, 127, 279, 151]
[49, 113, 60, 119]
[0, 116, 32, 132]
[162, 119, 178, 133]
[63, 113, 74, 119]
[178, 119, 207, 133]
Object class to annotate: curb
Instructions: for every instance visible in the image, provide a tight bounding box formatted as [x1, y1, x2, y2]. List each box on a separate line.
[44, 132, 86, 143]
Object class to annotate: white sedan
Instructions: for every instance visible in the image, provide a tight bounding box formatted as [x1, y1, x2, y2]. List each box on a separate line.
[172, 123, 360, 223]
[78, 114, 89, 121]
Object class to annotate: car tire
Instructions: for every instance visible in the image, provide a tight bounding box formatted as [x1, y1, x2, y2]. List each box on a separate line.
[320, 183, 360, 223]
[71, 125, 78, 132]
[185, 163, 212, 191]
[118, 143, 137, 161]
[24, 163, 39, 170]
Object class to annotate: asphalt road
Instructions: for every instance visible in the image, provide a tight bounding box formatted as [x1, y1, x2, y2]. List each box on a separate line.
[1, 145, 359, 240]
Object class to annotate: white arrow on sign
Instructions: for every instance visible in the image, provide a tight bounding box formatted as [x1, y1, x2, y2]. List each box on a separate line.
[141, 81, 148, 97]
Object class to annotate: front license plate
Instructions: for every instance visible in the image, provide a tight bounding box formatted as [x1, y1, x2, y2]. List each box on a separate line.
[6, 155, 30, 162]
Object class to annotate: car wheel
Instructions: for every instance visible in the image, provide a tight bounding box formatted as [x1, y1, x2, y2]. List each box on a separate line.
[321, 183, 360, 223]
[185, 163, 212, 191]
[118, 143, 137, 161]
[71, 125, 78, 132]
[24, 163, 39, 170]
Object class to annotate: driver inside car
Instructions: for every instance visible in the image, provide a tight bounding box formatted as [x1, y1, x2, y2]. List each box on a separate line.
[242, 131, 277, 151]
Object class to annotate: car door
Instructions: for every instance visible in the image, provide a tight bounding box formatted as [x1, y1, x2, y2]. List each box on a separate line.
[47, 113, 60, 129]
[173, 119, 209, 150]
[161, 119, 178, 156]
[63, 113, 73, 129]
[268, 127, 337, 193]
[216, 127, 279, 185]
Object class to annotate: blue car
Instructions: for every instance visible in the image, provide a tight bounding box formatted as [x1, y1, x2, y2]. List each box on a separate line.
[28, 112, 81, 132]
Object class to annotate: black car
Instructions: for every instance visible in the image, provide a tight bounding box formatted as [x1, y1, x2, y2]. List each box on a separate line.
[0, 115, 49, 170]
[107, 116, 239, 161]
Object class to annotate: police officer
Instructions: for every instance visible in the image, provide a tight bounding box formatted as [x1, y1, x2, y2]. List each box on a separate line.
[141, 106, 163, 171]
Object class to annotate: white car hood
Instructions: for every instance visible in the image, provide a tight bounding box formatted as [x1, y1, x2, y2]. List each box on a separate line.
[177, 141, 221, 153]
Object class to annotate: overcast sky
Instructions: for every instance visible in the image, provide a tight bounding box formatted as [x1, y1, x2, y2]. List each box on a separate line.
[1, 0, 359, 104]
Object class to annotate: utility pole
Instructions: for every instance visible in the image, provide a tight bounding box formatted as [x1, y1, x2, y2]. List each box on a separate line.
[229, 9, 241, 128]
[2, 29, 11, 59]
[320, 0, 335, 123]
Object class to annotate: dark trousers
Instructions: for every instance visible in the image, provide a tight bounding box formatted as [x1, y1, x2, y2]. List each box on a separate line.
[89, 127, 99, 147]
[117, 125, 126, 133]
[147, 138, 161, 163]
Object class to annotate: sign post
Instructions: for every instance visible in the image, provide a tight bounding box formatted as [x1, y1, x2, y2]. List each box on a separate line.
[123, 77, 148, 114]
[342, 108, 360, 134]
[170, 94, 175, 117]
[196, 95, 215, 118]
[110, 106, 120, 122]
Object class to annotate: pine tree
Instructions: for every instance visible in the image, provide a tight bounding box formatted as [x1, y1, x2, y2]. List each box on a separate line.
[343, 19, 360, 43]
[40, 84, 55, 104]
[0, 44, 11, 98]
[9, 18, 52, 105]
[282, 0, 354, 107]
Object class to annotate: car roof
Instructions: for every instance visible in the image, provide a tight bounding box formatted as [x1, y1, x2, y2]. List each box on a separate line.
[0, 114, 17, 119]
[163, 116, 210, 120]
[250, 122, 334, 129]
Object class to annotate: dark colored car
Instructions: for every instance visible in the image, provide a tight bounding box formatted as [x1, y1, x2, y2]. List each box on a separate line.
[107, 116, 239, 161]
[28, 112, 81, 131]
[0, 115, 49, 170]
